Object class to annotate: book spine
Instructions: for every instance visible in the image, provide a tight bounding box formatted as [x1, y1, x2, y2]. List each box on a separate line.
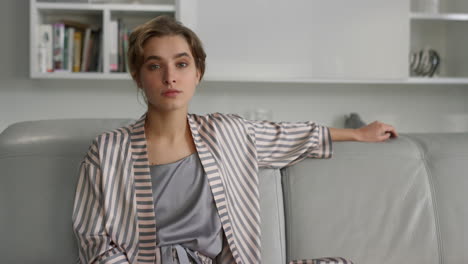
[88, 30, 100, 72]
[109, 20, 118, 72]
[123, 29, 130, 73]
[84, 31, 94, 72]
[94, 31, 102, 71]
[66, 27, 75, 72]
[73, 31, 82, 72]
[63, 27, 69, 71]
[80, 28, 91, 72]
[97, 32, 103, 72]
[38, 24, 54, 73]
[118, 19, 123, 72]
[53, 23, 65, 71]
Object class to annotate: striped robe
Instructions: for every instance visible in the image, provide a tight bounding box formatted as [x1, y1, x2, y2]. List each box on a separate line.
[72, 111, 338, 264]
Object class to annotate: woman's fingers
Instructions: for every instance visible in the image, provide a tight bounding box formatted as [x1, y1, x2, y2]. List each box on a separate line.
[382, 123, 398, 138]
[379, 133, 392, 141]
[358, 121, 398, 142]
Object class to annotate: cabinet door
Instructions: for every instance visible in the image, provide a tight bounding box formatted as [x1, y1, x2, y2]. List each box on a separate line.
[194, 0, 408, 81]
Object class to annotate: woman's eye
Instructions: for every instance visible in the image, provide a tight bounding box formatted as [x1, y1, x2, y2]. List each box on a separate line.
[178, 62, 188, 68]
[149, 64, 160, 70]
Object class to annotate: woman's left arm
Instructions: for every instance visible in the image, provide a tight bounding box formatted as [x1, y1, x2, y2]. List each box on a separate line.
[330, 121, 399, 142]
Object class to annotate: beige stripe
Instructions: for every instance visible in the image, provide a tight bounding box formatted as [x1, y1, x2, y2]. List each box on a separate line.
[105, 254, 129, 264]
[131, 114, 159, 264]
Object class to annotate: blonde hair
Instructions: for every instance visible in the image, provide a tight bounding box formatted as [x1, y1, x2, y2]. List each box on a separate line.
[127, 15, 206, 83]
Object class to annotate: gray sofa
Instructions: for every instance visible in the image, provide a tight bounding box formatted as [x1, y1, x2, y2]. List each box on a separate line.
[1, 118, 467, 264]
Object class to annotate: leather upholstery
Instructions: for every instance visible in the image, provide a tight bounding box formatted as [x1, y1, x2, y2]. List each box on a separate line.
[282, 136, 439, 263]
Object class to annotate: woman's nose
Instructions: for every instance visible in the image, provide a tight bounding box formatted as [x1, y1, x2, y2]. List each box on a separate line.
[163, 67, 176, 84]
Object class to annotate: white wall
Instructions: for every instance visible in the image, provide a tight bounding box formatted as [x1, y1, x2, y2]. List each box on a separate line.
[1, 0, 468, 133]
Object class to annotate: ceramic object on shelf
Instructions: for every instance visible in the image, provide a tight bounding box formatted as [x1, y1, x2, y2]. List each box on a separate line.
[410, 47, 440, 77]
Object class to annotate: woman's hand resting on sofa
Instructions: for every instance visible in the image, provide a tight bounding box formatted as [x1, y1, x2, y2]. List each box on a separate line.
[355, 121, 398, 142]
[330, 121, 398, 142]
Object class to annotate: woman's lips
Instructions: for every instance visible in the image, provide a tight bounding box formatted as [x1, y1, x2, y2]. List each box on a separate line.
[162, 88, 182, 97]
[162, 91, 181, 97]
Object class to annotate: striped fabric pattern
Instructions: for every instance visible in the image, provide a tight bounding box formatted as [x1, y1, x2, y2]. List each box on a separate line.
[289, 257, 354, 264]
[72, 111, 333, 264]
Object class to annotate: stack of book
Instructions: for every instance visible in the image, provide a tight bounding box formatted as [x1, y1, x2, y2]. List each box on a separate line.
[37, 20, 102, 73]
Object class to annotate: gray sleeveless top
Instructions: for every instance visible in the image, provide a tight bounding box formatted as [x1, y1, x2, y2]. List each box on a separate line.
[149, 152, 223, 263]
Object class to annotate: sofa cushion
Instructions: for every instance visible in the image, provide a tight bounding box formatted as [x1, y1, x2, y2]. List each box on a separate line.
[282, 135, 439, 263]
[258, 168, 286, 264]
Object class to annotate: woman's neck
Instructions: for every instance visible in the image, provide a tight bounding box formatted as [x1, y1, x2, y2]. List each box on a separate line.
[144, 107, 189, 145]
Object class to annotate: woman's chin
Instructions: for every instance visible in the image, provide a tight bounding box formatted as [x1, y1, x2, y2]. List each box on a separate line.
[148, 102, 188, 113]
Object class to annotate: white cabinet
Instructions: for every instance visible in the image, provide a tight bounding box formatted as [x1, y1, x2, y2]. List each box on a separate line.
[29, 0, 196, 79]
[195, 0, 408, 82]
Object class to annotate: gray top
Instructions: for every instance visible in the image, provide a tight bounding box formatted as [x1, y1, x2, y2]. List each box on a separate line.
[149, 152, 223, 263]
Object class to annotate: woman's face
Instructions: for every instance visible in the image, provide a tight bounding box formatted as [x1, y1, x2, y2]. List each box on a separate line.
[138, 35, 200, 113]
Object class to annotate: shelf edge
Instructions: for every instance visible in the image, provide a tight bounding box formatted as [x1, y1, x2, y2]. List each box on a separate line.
[411, 12, 468, 21]
[35, 2, 175, 12]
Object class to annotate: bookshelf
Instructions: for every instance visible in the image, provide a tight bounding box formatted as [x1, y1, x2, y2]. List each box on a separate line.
[29, 0, 196, 79]
[410, 0, 468, 83]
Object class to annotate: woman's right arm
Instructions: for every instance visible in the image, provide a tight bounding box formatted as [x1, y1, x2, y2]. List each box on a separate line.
[72, 142, 131, 264]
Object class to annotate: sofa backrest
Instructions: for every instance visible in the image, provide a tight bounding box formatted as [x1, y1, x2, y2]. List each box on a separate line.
[281, 132, 468, 263]
[405, 133, 468, 263]
[2, 119, 466, 264]
[0, 119, 285, 263]
[0, 119, 134, 263]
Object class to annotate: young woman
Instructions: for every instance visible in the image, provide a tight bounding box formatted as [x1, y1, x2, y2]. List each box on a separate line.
[72, 15, 398, 264]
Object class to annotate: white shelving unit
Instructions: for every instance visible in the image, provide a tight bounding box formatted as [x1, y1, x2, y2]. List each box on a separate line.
[29, 0, 197, 80]
[29, 0, 468, 85]
[409, 0, 468, 84]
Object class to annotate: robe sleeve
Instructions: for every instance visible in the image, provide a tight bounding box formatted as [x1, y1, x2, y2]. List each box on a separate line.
[72, 142, 131, 264]
[238, 115, 333, 169]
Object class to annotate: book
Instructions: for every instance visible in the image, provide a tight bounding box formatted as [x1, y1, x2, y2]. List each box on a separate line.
[38, 24, 53, 73]
[53, 23, 65, 71]
[97, 32, 103, 72]
[123, 29, 130, 73]
[63, 27, 69, 71]
[88, 29, 101, 72]
[66, 27, 75, 72]
[118, 19, 124, 72]
[63, 27, 75, 72]
[109, 20, 119, 72]
[80, 27, 92, 72]
[72, 30, 82, 72]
